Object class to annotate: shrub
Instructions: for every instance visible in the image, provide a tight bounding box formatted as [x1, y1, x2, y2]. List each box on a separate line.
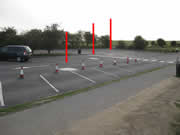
[171, 41, 177, 47]
[133, 35, 148, 49]
[116, 41, 126, 49]
[157, 38, 166, 48]
[151, 41, 156, 46]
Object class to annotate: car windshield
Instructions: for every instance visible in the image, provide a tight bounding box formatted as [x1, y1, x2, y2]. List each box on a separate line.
[25, 46, 32, 52]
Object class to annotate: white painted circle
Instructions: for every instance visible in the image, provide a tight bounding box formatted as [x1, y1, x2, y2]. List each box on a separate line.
[88, 57, 99, 60]
[59, 68, 78, 71]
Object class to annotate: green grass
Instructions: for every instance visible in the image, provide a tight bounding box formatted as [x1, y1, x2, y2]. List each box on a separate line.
[113, 40, 180, 53]
[172, 102, 180, 134]
[112, 40, 133, 48]
[145, 47, 180, 53]
[0, 64, 173, 117]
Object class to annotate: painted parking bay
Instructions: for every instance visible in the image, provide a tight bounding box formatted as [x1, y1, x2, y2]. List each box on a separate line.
[0, 51, 175, 107]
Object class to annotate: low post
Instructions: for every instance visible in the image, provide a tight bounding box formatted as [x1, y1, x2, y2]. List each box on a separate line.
[78, 48, 81, 55]
[176, 56, 180, 77]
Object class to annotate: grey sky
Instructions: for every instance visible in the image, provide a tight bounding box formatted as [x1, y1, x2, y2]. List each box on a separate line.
[0, 0, 180, 40]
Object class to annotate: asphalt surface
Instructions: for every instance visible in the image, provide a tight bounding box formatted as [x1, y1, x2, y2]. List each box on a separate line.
[0, 64, 175, 135]
[0, 49, 178, 107]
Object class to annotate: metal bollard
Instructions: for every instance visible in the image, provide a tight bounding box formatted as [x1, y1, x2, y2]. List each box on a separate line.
[176, 56, 180, 77]
[78, 48, 81, 55]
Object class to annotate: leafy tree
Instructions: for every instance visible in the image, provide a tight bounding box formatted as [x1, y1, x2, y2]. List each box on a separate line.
[0, 27, 17, 45]
[171, 41, 177, 47]
[94, 35, 98, 44]
[84, 32, 92, 47]
[117, 41, 126, 49]
[151, 41, 156, 46]
[24, 29, 42, 53]
[76, 31, 84, 47]
[69, 33, 82, 48]
[99, 35, 109, 48]
[157, 38, 166, 47]
[133, 35, 148, 49]
[42, 24, 64, 54]
[145, 41, 149, 46]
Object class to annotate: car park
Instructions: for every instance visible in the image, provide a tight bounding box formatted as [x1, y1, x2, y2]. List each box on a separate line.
[0, 45, 32, 62]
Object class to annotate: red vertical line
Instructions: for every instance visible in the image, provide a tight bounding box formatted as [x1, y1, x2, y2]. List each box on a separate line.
[92, 23, 95, 54]
[110, 18, 112, 50]
[66, 32, 68, 63]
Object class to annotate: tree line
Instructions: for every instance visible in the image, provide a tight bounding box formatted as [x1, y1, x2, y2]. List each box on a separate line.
[1, 25, 178, 53]
[0, 24, 110, 54]
[117, 35, 180, 50]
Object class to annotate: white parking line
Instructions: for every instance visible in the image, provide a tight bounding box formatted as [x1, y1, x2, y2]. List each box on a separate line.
[151, 59, 157, 62]
[143, 59, 149, 62]
[88, 57, 99, 60]
[40, 75, 59, 93]
[88, 55, 126, 59]
[167, 61, 175, 64]
[93, 68, 119, 78]
[0, 81, 5, 106]
[70, 71, 96, 84]
[160, 61, 165, 63]
[14, 65, 49, 70]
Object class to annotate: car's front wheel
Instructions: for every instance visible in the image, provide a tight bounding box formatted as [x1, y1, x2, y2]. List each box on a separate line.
[17, 57, 25, 62]
[25, 58, 29, 62]
[16, 57, 21, 62]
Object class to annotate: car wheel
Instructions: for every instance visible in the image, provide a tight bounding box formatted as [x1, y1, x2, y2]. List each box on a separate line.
[24, 58, 28, 62]
[21, 58, 25, 62]
[17, 57, 21, 62]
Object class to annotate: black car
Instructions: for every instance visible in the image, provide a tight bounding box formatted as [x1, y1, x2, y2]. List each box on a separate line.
[0, 45, 32, 62]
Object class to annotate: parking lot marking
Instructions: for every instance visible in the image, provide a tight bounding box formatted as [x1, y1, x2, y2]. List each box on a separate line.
[167, 61, 175, 64]
[14, 65, 49, 70]
[40, 75, 59, 93]
[88, 57, 99, 60]
[94, 68, 119, 78]
[151, 59, 157, 62]
[70, 71, 96, 84]
[143, 59, 149, 62]
[160, 61, 165, 63]
[0, 81, 5, 106]
[59, 68, 78, 72]
[88, 55, 126, 59]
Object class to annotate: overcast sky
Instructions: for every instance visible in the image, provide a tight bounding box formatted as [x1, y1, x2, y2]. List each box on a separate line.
[0, 0, 180, 40]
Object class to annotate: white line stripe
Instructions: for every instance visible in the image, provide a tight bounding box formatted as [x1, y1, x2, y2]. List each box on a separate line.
[94, 68, 119, 78]
[151, 59, 157, 62]
[160, 61, 165, 63]
[14, 65, 49, 70]
[0, 81, 5, 106]
[167, 61, 175, 64]
[143, 59, 149, 62]
[88, 57, 99, 60]
[70, 71, 96, 84]
[40, 75, 59, 93]
[88, 55, 126, 59]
